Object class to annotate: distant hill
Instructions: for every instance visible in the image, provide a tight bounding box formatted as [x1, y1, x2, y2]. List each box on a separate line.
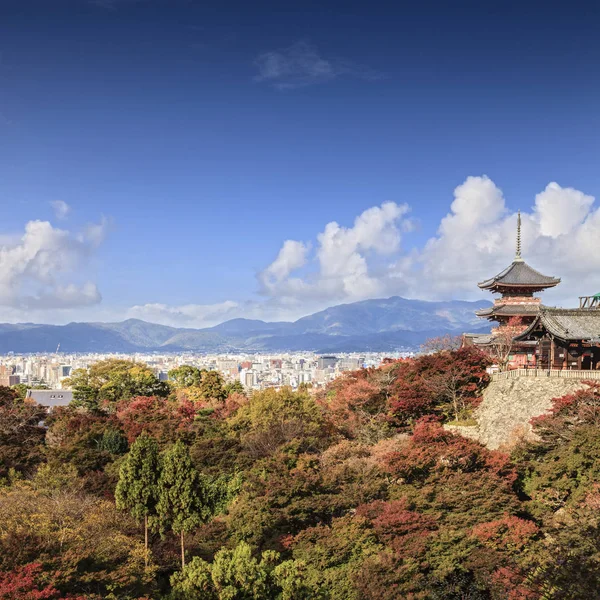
[0, 296, 491, 353]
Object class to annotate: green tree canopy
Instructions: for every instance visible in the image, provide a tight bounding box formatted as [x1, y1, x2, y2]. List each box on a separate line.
[169, 541, 310, 600]
[199, 371, 226, 401]
[224, 380, 245, 397]
[66, 359, 170, 410]
[157, 441, 203, 568]
[227, 387, 327, 458]
[168, 366, 205, 388]
[115, 432, 160, 564]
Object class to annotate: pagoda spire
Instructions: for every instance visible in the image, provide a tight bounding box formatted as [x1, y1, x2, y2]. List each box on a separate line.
[515, 210, 523, 262]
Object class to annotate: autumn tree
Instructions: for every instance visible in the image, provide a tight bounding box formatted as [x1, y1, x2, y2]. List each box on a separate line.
[488, 316, 524, 371]
[422, 353, 488, 421]
[0, 563, 60, 600]
[169, 367, 228, 405]
[319, 368, 390, 441]
[421, 334, 462, 353]
[510, 386, 600, 597]
[199, 370, 226, 401]
[389, 347, 490, 426]
[66, 359, 170, 411]
[115, 432, 161, 565]
[0, 386, 46, 478]
[228, 387, 327, 458]
[115, 395, 198, 444]
[0, 385, 18, 407]
[0, 473, 156, 597]
[168, 365, 205, 388]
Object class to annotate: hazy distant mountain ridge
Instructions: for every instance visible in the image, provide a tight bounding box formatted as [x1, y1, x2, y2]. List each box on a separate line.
[292, 297, 490, 335]
[0, 296, 491, 353]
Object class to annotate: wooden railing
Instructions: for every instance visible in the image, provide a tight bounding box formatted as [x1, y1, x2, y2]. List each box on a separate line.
[491, 368, 600, 382]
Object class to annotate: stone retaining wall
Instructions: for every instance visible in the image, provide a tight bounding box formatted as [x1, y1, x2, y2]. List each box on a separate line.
[445, 377, 589, 450]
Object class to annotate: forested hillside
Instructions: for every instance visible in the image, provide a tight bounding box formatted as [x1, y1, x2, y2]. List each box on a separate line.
[0, 296, 490, 352]
[1, 351, 599, 599]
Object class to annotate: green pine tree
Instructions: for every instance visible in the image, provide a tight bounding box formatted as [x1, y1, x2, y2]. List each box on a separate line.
[157, 440, 204, 568]
[115, 432, 160, 566]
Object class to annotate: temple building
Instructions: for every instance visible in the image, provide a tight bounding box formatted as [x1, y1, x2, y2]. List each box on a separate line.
[514, 305, 600, 370]
[463, 213, 600, 370]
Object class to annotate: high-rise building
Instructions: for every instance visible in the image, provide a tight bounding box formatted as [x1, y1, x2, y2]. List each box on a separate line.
[317, 356, 337, 370]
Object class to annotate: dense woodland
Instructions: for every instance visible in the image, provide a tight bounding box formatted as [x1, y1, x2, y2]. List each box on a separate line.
[1, 348, 600, 599]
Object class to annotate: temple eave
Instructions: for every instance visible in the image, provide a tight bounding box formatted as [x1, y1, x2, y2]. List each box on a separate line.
[478, 281, 560, 291]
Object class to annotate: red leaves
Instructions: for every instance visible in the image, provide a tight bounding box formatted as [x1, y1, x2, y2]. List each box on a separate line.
[115, 396, 198, 443]
[530, 385, 600, 446]
[472, 516, 539, 550]
[319, 346, 491, 436]
[388, 347, 491, 425]
[491, 567, 541, 600]
[383, 419, 516, 484]
[318, 366, 394, 439]
[177, 398, 197, 422]
[0, 563, 59, 600]
[216, 392, 249, 419]
[320, 376, 386, 437]
[357, 499, 436, 558]
[279, 534, 295, 550]
[357, 499, 437, 540]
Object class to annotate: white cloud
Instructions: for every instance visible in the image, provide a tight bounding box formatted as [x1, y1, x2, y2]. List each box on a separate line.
[315, 202, 409, 298]
[23, 283, 101, 310]
[533, 182, 594, 238]
[80, 216, 111, 248]
[259, 201, 410, 305]
[254, 40, 383, 89]
[259, 240, 309, 291]
[412, 176, 512, 297]
[50, 200, 70, 220]
[0, 218, 108, 312]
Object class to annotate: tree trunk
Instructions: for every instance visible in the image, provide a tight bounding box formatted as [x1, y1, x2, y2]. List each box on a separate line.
[181, 531, 185, 569]
[144, 515, 148, 567]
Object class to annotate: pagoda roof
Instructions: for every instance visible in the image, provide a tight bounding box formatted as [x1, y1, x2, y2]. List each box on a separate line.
[478, 260, 561, 291]
[463, 331, 537, 348]
[463, 332, 495, 346]
[475, 303, 542, 318]
[515, 308, 600, 343]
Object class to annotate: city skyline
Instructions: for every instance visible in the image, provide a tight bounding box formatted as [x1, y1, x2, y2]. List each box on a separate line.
[0, 350, 397, 393]
[2, 1, 600, 327]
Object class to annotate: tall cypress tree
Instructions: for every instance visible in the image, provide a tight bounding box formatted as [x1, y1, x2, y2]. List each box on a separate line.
[156, 440, 203, 568]
[115, 432, 160, 566]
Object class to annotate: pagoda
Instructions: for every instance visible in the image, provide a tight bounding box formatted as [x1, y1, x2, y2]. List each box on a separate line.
[475, 211, 560, 326]
[463, 212, 561, 364]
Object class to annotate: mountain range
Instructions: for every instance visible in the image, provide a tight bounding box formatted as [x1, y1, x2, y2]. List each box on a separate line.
[0, 296, 492, 354]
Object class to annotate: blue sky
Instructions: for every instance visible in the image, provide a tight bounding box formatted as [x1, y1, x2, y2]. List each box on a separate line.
[1, 0, 599, 326]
